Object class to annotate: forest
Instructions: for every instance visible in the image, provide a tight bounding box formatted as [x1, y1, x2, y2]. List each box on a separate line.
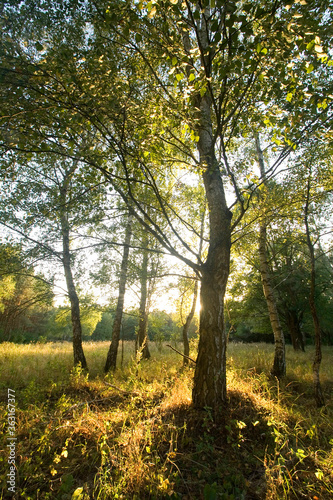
[0, 0, 332, 498]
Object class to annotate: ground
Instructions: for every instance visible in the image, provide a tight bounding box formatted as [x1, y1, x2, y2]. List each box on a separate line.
[0, 341, 332, 499]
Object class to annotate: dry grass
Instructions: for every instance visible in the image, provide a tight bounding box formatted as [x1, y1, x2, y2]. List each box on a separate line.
[0, 341, 332, 499]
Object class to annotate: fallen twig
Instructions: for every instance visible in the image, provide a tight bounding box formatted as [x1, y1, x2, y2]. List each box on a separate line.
[63, 397, 113, 415]
[166, 344, 196, 364]
[104, 381, 139, 396]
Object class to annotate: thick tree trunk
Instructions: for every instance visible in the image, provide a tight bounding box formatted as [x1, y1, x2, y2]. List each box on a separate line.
[137, 233, 150, 360]
[61, 212, 87, 370]
[305, 178, 325, 407]
[182, 11, 231, 410]
[193, 253, 230, 410]
[192, 92, 232, 410]
[255, 134, 286, 379]
[286, 310, 305, 351]
[105, 214, 133, 372]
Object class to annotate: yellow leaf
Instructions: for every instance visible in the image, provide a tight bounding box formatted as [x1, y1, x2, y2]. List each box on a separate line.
[72, 487, 84, 499]
[148, 6, 156, 18]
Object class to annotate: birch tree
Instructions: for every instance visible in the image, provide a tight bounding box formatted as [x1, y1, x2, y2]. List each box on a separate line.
[255, 134, 286, 378]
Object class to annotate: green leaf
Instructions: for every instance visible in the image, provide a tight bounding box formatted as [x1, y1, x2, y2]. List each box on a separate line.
[256, 43, 261, 54]
[189, 73, 195, 82]
[175, 73, 183, 82]
[211, 20, 219, 32]
[306, 63, 314, 73]
[200, 86, 207, 97]
[203, 482, 217, 500]
[35, 42, 43, 51]
[172, 57, 177, 66]
[286, 93, 293, 102]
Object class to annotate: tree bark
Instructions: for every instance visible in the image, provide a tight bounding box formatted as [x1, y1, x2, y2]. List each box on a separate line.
[192, 91, 232, 411]
[137, 231, 150, 360]
[304, 177, 325, 407]
[105, 213, 133, 372]
[286, 310, 305, 351]
[255, 134, 286, 379]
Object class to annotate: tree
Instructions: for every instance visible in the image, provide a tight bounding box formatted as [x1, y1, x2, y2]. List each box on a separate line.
[0, 154, 106, 367]
[104, 211, 133, 372]
[0, 242, 53, 342]
[255, 133, 286, 377]
[180, 204, 205, 366]
[304, 173, 325, 406]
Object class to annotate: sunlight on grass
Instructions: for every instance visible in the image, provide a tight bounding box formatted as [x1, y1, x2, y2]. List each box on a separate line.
[0, 341, 332, 499]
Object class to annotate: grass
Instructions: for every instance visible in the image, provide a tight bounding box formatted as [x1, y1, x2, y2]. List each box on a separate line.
[0, 341, 332, 499]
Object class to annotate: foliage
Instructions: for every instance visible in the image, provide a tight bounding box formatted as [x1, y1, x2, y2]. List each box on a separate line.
[0, 243, 53, 342]
[228, 235, 333, 346]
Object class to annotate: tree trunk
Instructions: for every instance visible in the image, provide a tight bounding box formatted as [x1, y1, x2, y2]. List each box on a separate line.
[59, 170, 87, 370]
[105, 214, 133, 372]
[182, 208, 204, 366]
[182, 278, 198, 366]
[137, 232, 150, 360]
[304, 177, 325, 407]
[286, 310, 305, 351]
[259, 224, 286, 378]
[255, 133, 286, 379]
[192, 91, 232, 411]
[60, 212, 87, 370]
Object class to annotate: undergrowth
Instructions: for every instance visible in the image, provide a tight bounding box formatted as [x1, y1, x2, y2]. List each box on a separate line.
[0, 342, 332, 499]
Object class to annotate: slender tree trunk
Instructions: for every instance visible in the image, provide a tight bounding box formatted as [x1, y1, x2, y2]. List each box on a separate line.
[182, 208, 204, 366]
[192, 91, 232, 410]
[259, 224, 286, 378]
[182, 278, 198, 366]
[60, 211, 87, 370]
[137, 232, 150, 360]
[105, 214, 133, 372]
[304, 177, 325, 407]
[255, 134, 286, 379]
